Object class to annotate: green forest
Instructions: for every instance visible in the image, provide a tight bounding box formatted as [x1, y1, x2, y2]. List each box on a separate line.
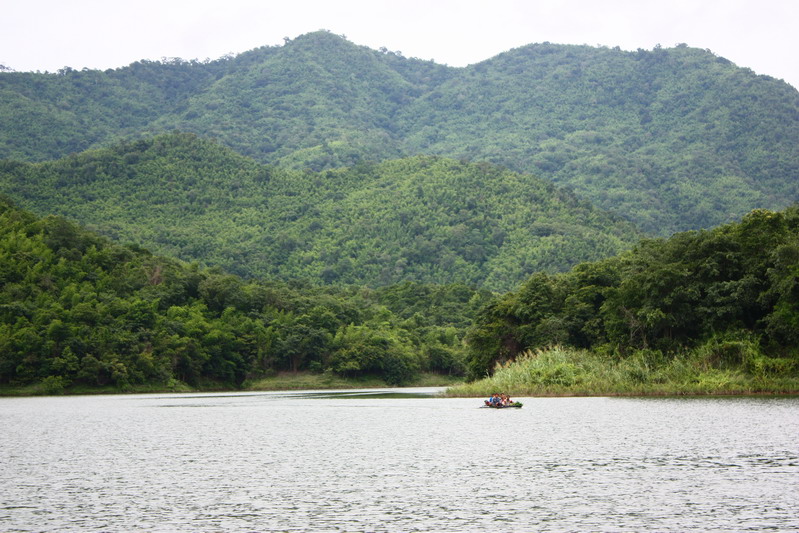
[2, 195, 797, 395]
[2, 31, 798, 235]
[0, 196, 492, 393]
[0, 132, 641, 292]
[455, 206, 799, 395]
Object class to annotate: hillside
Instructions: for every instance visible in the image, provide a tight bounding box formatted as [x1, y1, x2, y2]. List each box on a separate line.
[0, 133, 641, 291]
[0, 32, 452, 167]
[397, 43, 799, 234]
[2, 31, 798, 235]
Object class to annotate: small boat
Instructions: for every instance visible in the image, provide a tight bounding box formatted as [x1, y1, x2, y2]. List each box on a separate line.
[481, 402, 523, 409]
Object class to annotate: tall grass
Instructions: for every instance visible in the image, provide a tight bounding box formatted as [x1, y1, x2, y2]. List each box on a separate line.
[446, 340, 799, 397]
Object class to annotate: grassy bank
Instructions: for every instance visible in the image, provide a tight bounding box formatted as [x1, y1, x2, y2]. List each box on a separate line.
[244, 371, 463, 391]
[0, 379, 195, 397]
[0, 372, 464, 397]
[446, 346, 799, 397]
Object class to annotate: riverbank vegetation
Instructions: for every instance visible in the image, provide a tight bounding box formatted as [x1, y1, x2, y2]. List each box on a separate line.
[0, 193, 799, 396]
[244, 371, 463, 391]
[458, 206, 799, 395]
[0, 371, 462, 397]
[3, 196, 798, 396]
[448, 345, 799, 397]
[0, 196, 483, 394]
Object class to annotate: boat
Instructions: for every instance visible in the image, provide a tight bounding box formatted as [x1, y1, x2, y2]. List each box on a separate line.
[481, 402, 523, 408]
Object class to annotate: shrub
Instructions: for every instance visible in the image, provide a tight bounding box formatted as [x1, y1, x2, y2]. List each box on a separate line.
[40, 375, 68, 395]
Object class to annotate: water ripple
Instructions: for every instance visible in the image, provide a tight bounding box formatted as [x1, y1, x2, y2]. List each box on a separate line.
[1, 394, 797, 531]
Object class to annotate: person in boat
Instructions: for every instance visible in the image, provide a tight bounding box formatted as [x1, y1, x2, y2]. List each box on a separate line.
[485, 393, 502, 407]
[500, 393, 511, 406]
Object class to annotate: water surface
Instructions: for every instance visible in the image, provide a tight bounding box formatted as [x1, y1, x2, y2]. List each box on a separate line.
[1, 390, 797, 531]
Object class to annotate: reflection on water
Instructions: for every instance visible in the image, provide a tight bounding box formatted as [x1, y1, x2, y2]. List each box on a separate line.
[1, 391, 798, 532]
[149, 386, 445, 404]
[274, 387, 445, 400]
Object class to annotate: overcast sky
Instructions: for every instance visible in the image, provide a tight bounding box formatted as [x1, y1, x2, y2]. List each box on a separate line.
[3, 0, 797, 89]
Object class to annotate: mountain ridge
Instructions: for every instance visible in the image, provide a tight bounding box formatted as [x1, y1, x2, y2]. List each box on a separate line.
[1, 31, 798, 235]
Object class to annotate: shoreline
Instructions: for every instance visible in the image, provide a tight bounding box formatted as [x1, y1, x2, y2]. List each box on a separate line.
[0, 372, 465, 397]
[2, 374, 797, 398]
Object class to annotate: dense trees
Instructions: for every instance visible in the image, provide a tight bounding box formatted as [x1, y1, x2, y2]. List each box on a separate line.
[396, 43, 799, 235]
[2, 31, 797, 235]
[464, 206, 799, 381]
[3, 192, 796, 393]
[0, 197, 489, 391]
[0, 133, 641, 291]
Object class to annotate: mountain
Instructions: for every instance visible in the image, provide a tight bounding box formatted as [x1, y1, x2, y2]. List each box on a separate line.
[0, 32, 452, 167]
[0, 133, 642, 292]
[396, 43, 799, 235]
[2, 31, 798, 235]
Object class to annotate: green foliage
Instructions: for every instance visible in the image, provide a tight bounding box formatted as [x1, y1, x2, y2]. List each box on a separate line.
[450, 344, 799, 397]
[0, 197, 487, 390]
[2, 32, 797, 235]
[465, 206, 799, 381]
[0, 134, 641, 291]
[39, 375, 68, 395]
[398, 43, 799, 235]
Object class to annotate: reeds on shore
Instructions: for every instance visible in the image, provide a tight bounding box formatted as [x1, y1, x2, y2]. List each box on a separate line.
[446, 343, 799, 397]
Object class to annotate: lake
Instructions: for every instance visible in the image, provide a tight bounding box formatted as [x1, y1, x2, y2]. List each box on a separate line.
[1, 389, 797, 532]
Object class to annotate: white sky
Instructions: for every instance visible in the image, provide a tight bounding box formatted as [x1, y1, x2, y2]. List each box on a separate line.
[3, 0, 798, 89]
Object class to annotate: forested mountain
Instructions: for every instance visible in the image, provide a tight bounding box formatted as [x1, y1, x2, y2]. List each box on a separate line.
[0, 133, 641, 291]
[0, 31, 450, 166]
[2, 31, 797, 235]
[0, 196, 492, 390]
[397, 43, 799, 235]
